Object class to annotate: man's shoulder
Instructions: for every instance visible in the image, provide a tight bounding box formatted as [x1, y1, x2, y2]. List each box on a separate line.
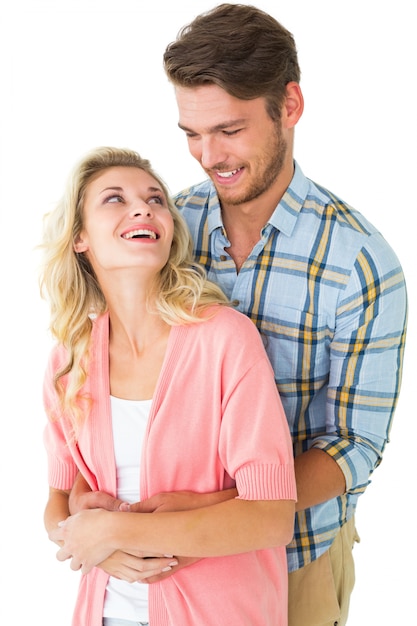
[304, 180, 370, 234]
[304, 180, 404, 275]
[173, 178, 214, 209]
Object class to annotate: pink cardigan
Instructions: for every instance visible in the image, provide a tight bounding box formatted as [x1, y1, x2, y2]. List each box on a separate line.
[44, 305, 296, 625]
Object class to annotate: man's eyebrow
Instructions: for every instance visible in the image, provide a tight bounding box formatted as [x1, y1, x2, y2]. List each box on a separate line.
[178, 119, 247, 134]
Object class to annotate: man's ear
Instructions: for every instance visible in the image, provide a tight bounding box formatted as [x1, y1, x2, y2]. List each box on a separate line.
[282, 81, 304, 129]
[73, 234, 89, 253]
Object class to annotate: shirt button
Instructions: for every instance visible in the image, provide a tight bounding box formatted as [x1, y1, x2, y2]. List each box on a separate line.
[220, 254, 227, 261]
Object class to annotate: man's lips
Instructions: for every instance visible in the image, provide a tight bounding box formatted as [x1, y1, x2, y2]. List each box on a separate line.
[210, 167, 243, 184]
[216, 167, 243, 179]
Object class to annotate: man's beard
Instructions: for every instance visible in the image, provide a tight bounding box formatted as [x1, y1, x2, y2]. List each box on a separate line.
[212, 124, 287, 207]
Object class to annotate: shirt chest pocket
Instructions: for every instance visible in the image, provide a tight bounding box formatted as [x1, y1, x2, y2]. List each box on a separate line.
[258, 304, 332, 384]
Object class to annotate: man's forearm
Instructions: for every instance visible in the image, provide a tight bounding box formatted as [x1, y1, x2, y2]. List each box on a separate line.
[294, 448, 346, 512]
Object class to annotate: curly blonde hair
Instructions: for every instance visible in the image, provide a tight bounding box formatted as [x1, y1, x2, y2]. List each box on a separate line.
[40, 146, 229, 423]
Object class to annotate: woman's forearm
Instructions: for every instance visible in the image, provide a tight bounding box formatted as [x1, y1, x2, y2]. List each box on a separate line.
[118, 498, 295, 556]
[44, 487, 71, 541]
[53, 497, 295, 573]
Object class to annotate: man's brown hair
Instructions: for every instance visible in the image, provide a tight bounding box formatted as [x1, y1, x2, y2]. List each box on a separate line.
[163, 3, 300, 122]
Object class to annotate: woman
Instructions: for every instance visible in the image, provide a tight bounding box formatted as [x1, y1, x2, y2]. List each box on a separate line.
[41, 146, 296, 626]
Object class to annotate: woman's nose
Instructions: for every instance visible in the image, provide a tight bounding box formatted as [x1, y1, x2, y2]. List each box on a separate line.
[130, 200, 153, 218]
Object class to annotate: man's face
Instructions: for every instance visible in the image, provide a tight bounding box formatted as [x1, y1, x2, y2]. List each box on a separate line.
[175, 84, 288, 208]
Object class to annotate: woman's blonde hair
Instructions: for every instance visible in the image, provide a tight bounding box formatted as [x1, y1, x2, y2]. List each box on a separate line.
[40, 146, 229, 423]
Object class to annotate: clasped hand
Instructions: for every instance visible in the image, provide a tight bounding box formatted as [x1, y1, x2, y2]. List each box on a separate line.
[52, 508, 115, 574]
[52, 488, 203, 581]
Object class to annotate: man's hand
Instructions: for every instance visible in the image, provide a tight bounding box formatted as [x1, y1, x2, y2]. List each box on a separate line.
[95, 491, 234, 583]
[125, 490, 237, 582]
[130, 488, 237, 514]
[69, 473, 127, 514]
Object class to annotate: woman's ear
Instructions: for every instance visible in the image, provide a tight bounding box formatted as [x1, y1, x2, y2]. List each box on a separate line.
[282, 81, 304, 129]
[73, 234, 89, 253]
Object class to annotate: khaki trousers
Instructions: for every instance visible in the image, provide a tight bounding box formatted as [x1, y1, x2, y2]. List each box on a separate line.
[288, 517, 360, 626]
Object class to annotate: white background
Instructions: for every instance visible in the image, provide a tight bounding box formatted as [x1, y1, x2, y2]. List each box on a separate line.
[0, 1, 414, 623]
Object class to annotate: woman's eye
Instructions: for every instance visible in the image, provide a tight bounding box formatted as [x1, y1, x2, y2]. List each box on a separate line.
[105, 194, 123, 204]
[148, 195, 164, 205]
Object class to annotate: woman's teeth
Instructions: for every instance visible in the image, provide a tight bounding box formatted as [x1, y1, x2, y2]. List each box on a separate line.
[123, 229, 158, 239]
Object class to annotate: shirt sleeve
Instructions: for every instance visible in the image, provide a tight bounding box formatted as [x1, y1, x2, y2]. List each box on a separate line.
[312, 234, 408, 494]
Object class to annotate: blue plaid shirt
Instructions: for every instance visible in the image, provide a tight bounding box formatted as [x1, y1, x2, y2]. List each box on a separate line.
[174, 161, 407, 572]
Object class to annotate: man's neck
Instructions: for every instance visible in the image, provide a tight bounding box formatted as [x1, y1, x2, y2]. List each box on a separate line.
[221, 158, 294, 232]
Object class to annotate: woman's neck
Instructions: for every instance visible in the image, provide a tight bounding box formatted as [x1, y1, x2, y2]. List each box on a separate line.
[106, 293, 171, 401]
[100, 269, 166, 352]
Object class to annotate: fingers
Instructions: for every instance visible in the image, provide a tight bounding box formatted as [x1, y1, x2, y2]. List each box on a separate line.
[55, 547, 82, 573]
[55, 547, 71, 562]
[128, 500, 150, 513]
[87, 492, 127, 512]
[123, 555, 179, 578]
[143, 556, 200, 583]
[55, 547, 181, 581]
[71, 489, 129, 513]
[123, 560, 177, 583]
[97, 552, 178, 583]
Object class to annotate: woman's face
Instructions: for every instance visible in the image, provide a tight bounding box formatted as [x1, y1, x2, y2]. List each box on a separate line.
[74, 166, 174, 282]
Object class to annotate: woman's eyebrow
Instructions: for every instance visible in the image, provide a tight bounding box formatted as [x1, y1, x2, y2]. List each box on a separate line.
[99, 186, 123, 194]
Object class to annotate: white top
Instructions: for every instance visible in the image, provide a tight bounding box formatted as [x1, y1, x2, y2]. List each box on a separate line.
[102, 395, 151, 621]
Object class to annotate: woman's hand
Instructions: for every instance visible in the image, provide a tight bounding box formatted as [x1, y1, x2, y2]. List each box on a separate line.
[52, 509, 181, 578]
[97, 550, 179, 583]
[51, 508, 115, 574]
[60, 484, 235, 580]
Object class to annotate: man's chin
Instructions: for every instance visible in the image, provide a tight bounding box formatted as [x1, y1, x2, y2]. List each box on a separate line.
[215, 184, 264, 207]
[215, 188, 244, 207]
[209, 179, 245, 206]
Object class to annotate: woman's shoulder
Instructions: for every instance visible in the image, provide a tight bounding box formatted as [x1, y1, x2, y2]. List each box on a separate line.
[200, 304, 260, 340]
[47, 312, 109, 364]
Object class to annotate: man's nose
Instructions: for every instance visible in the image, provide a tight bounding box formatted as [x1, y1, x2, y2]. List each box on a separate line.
[200, 136, 227, 170]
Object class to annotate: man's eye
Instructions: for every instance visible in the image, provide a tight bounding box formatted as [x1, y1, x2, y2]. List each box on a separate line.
[185, 131, 199, 139]
[223, 129, 241, 136]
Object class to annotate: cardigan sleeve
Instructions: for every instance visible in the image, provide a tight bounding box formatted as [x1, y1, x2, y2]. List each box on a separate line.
[42, 314, 113, 494]
[42, 347, 79, 490]
[216, 312, 297, 502]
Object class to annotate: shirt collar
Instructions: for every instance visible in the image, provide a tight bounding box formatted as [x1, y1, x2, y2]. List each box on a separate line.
[268, 161, 309, 237]
[207, 186, 224, 235]
[206, 161, 309, 237]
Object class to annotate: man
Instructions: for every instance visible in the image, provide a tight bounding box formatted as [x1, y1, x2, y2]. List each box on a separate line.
[66, 4, 407, 625]
[161, 4, 407, 625]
